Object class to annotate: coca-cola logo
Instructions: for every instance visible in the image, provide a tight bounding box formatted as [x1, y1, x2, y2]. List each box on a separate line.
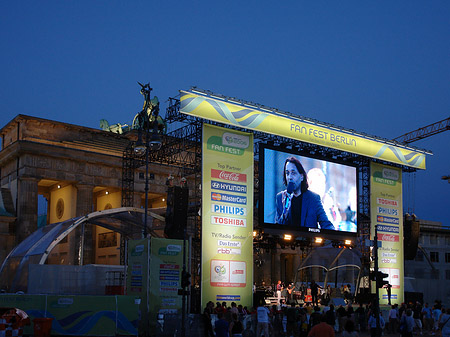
[377, 234, 399, 242]
[211, 169, 247, 182]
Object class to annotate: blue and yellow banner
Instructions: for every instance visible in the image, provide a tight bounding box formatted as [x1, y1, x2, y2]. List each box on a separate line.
[201, 124, 254, 309]
[180, 90, 427, 169]
[370, 162, 404, 304]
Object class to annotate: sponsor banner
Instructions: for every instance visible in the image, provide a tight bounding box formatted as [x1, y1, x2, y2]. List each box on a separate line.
[211, 168, 247, 182]
[377, 225, 400, 233]
[211, 192, 247, 204]
[217, 295, 241, 301]
[371, 162, 404, 303]
[181, 90, 427, 169]
[202, 124, 253, 310]
[211, 203, 247, 216]
[377, 215, 399, 225]
[149, 237, 185, 318]
[211, 215, 247, 227]
[218, 240, 242, 248]
[377, 207, 398, 216]
[211, 180, 247, 194]
[377, 197, 399, 207]
[377, 233, 399, 242]
[217, 247, 241, 255]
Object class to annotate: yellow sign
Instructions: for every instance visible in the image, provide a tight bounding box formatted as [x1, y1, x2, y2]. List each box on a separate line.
[180, 90, 426, 169]
[201, 124, 254, 309]
[370, 162, 404, 304]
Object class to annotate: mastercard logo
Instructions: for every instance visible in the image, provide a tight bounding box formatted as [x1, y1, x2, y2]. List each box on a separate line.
[212, 193, 222, 201]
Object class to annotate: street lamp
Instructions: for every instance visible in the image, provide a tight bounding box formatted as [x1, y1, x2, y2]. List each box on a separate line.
[133, 83, 162, 238]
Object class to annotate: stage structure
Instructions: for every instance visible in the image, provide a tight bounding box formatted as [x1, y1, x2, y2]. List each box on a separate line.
[117, 86, 430, 310]
[160, 87, 430, 308]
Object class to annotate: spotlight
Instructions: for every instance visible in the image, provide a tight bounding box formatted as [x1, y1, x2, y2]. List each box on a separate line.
[314, 237, 323, 244]
[344, 239, 352, 246]
[253, 231, 258, 237]
[57, 185, 61, 189]
[105, 191, 109, 195]
[284, 234, 292, 241]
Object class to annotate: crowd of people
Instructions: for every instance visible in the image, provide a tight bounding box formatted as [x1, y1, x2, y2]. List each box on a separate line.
[202, 299, 450, 337]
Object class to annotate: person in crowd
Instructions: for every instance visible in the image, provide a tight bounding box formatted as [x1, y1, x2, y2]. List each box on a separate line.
[229, 313, 244, 337]
[388, 304, 399, 334]
[399, 309, 415, 337]
[336, 304, 347, 333]
[309, 306, 322, 330]
[346, 303, 355, 323]
[285, 303, 298, 337]
[342, 319, 359, 337]
[203, 301, 215, 337]
[433, 303, 442, 333]
[215, 312, 230, 337]
[230, 302, 239, 315]
[325, 303, 336, 328]
[421, 302, 433, 333]
[413, 301, 423, 335]
[355, 303, 366, 332]
[256, 305, 271, 337]
[308, 314, 335, 337]
[368, 311, 385, 337]
[439, 307, 450, 337]
[275, 156, 334, 230]
[215, 302, 224, 315]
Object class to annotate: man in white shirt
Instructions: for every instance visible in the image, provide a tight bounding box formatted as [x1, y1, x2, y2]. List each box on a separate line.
[256, 305, 271, 337]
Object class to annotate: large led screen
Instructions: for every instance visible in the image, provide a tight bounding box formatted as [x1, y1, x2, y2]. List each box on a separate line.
[260, 145, 358, 237]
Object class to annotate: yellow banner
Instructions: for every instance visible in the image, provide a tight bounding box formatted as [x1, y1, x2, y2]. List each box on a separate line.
[180, 90, 426, 169]
[370, 162, 404, 304]
[201, 124, 254, 309]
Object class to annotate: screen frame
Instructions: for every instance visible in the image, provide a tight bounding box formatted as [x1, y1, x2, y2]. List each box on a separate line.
[258, 143, 359, 240]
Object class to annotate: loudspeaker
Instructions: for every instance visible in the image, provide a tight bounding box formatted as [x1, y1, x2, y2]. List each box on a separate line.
[164, 186, 189, 239]
[404, 216, 420, 260]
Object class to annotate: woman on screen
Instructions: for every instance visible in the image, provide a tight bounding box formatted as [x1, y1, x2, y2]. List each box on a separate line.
[275, 156, 335, 230]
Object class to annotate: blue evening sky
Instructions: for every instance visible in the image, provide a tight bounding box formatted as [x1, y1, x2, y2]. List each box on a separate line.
[1, 1, 449, 225]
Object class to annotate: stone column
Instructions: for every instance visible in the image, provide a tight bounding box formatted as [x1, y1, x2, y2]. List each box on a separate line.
[272, 249, 281, 284]
[16, 177, 38, 244]
[71, 184, 94, 265]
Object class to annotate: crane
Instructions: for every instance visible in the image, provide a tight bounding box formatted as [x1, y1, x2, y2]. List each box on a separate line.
[393, 116, 450, 144]
[393, 116, 450, 182]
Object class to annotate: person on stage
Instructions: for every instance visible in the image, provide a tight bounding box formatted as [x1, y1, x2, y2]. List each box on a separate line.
[276, 280, 283, 305]
[286, 282, 295, 304]
[275, 156, 335, 230]
[310, 280, 322, 306]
